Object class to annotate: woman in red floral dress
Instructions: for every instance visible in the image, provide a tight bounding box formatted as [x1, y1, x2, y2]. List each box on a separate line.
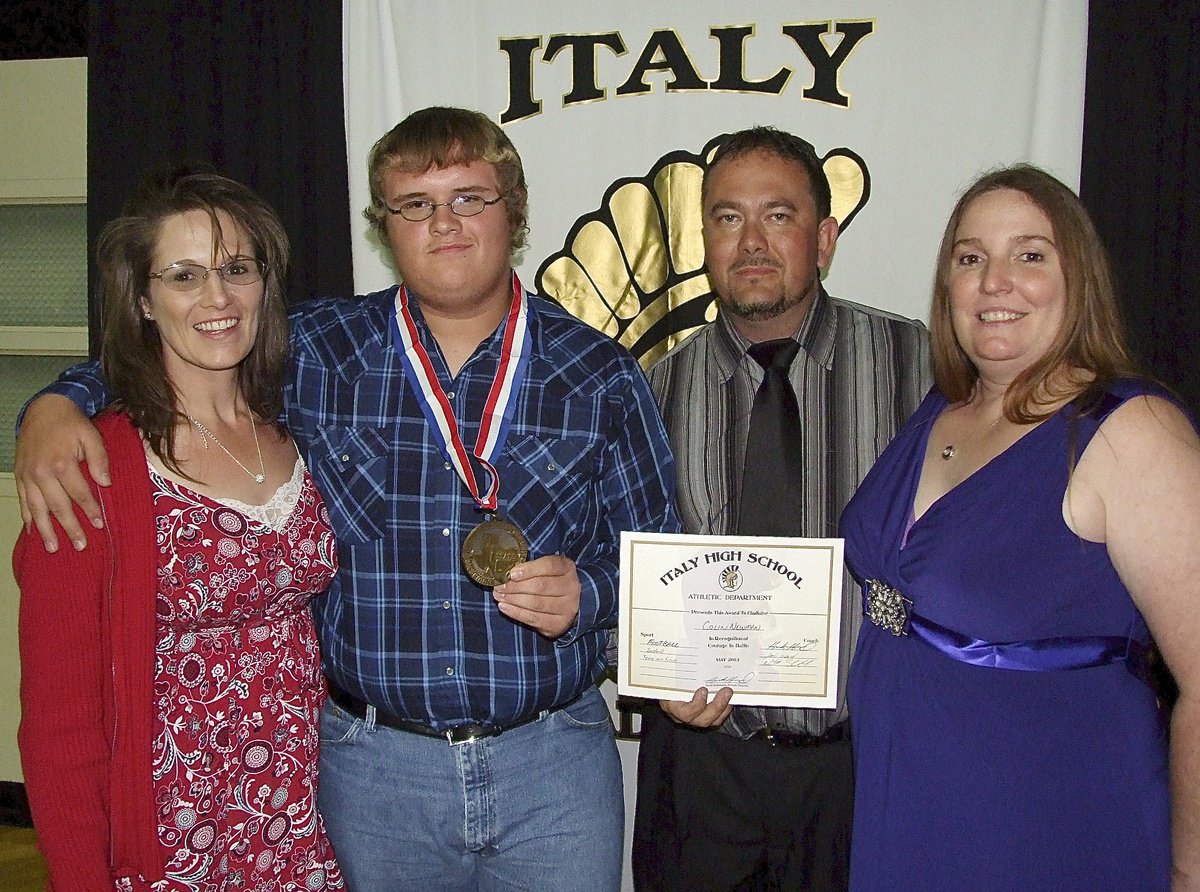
[15, 170, 343, 891]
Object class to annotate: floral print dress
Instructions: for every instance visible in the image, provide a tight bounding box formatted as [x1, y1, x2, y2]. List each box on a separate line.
[148, 457, 344, 891]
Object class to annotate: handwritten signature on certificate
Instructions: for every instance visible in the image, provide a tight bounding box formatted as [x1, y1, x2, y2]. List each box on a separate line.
[617, 532, 844, 708]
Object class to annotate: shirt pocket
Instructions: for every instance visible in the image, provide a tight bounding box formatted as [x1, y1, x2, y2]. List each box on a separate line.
[310, 425, 389, 545]
[505, 433, 600, 490]
[501, 433, 601, 549]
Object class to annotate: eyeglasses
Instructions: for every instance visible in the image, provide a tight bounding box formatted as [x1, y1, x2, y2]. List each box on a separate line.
[385, 194, 505, 222]
[149, 258, 266, 292]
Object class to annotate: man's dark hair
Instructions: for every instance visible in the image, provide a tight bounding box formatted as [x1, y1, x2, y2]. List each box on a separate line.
[703, 126, 831, 219]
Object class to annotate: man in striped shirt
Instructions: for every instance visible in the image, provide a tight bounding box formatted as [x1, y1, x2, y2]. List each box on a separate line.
[632, 127, 931, 891]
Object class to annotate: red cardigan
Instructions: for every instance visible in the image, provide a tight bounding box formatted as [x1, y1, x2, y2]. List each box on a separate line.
[15, 412, 163, 891]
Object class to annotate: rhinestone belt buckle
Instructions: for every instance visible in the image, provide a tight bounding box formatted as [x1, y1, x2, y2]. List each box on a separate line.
[865, 579, 912, 637]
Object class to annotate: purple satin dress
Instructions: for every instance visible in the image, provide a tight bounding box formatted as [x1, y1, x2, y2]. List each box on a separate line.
[841, 381, 1171, 891]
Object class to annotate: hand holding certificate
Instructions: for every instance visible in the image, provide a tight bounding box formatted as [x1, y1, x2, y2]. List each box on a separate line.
[617, 532, 844, 708]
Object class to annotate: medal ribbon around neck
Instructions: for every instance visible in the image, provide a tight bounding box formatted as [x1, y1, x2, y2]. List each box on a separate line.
[390, 272, 531, 512]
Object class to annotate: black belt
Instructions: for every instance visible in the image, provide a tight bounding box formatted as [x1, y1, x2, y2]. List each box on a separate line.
[745, 721, 850, 748]
[326, 681, 567, 746]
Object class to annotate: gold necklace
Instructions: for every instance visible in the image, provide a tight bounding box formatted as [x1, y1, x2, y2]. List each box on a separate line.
[186, 412, 266, 484]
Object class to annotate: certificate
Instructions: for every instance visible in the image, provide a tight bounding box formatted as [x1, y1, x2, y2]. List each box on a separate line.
[617, 532, 844, 708]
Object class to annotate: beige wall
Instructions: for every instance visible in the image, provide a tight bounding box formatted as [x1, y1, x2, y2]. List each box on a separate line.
[1, 475, 23, 782]
[1, 56, 88, 783]
[0, 58, 87, 201]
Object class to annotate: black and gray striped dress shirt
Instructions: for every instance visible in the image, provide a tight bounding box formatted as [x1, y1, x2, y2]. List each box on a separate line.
[647, 287, 932, 737]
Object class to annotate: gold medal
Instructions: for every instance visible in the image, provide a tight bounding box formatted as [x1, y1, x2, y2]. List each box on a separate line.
[462, 516, 529, 587]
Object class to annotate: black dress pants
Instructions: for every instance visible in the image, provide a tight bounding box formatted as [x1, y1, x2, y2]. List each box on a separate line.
[633, 705, 853, 891]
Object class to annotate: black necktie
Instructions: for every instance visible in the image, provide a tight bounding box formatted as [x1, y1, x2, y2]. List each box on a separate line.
[737, 338, 803, 536]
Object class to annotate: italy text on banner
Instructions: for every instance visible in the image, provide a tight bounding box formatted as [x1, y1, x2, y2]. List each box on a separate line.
[343, 1, 1086, 364]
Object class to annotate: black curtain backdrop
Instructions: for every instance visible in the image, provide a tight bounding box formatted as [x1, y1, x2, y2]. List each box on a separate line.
[1080, 4, 1200, 416]
[84, 1, 353, 354]
[0, 0, 84, 58]
[4, 1, 1196, 413]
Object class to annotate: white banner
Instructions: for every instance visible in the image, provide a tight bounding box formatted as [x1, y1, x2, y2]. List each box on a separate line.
[343, 1, 1087, 360]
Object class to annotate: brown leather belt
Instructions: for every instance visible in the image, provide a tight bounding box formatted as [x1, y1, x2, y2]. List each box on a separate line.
[327, 680, 570, 746]
[745, 721, 850, 748]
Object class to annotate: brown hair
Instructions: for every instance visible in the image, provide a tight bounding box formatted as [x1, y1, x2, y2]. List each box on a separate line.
[363, 106, 529, 255]
[930, 164, 1137, 422]
[702, 126, 831, 219]
[97, 168, 290, 473]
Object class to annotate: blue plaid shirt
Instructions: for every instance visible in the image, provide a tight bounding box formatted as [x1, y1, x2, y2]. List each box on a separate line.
[46, 286, 678, 728]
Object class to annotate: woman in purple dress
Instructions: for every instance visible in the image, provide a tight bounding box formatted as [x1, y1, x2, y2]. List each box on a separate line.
[841, 165, 1200, 891]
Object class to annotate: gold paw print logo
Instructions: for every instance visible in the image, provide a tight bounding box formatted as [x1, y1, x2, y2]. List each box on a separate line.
[536, 135, 869, 368]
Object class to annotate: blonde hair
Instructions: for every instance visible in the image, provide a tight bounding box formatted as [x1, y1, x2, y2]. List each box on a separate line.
[363, 106, 529, 255]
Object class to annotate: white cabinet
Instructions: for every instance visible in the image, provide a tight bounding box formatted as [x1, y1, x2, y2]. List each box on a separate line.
[0, 57, 89, 785]
[0, 57, 86, 203]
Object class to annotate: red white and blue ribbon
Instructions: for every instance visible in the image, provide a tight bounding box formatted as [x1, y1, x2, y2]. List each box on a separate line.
[390, 272, 531, 512]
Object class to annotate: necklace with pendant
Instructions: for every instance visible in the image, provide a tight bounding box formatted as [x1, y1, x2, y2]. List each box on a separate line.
[940, 411, 1005, 461]
[186, 411, 266, 484]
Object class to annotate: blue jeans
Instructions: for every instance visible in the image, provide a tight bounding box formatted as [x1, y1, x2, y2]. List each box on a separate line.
[317, 685, 623, 891]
